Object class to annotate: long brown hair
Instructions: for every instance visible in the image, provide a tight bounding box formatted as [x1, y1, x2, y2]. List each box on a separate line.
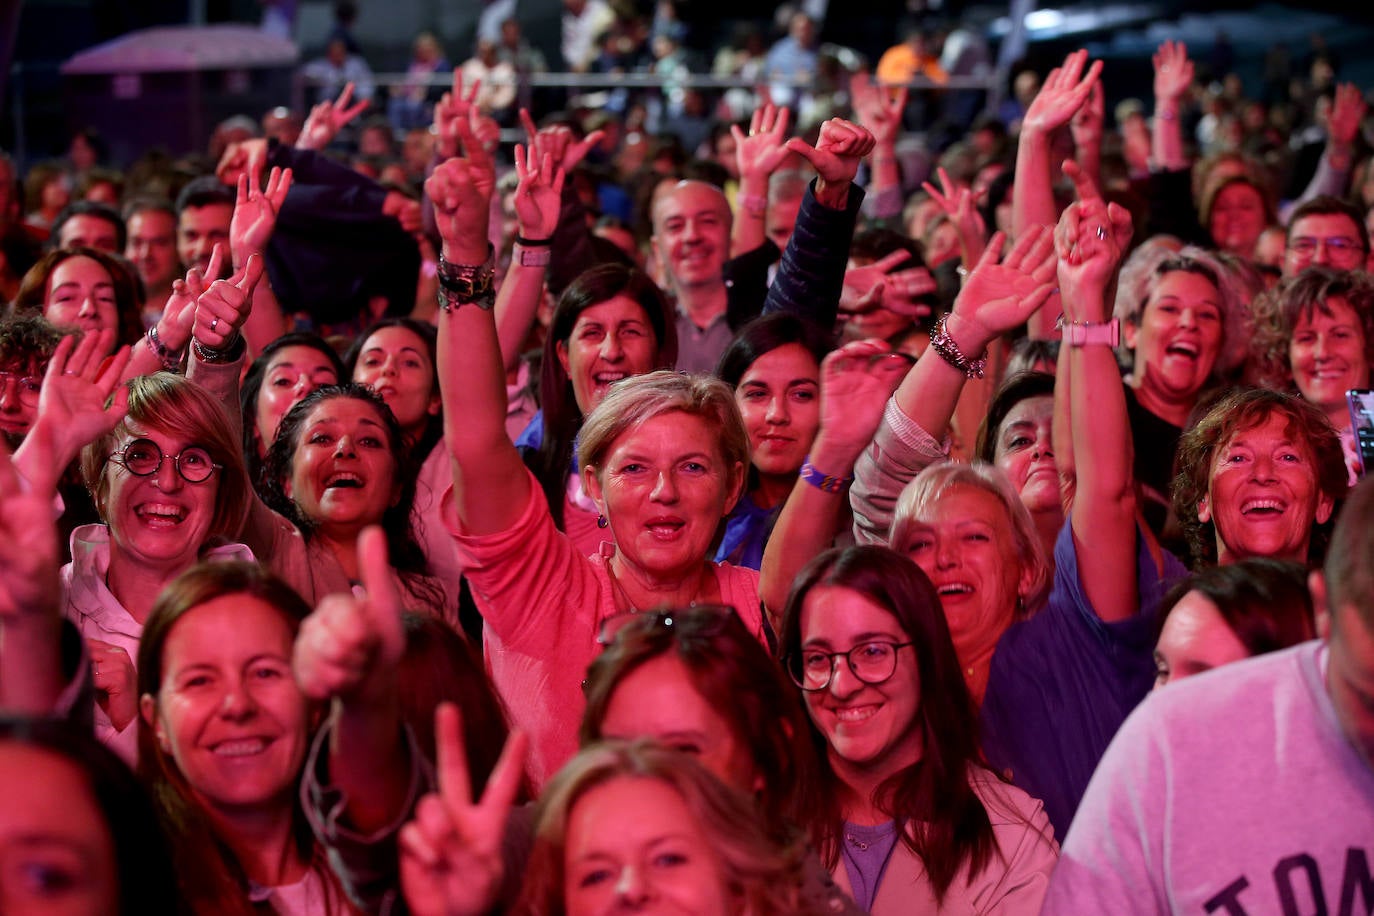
[779, 545, 1001, 903]
[136, 561, 350, 915]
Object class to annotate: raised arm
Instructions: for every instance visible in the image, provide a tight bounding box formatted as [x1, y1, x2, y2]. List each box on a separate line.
[1055, 163, 1139, 623]
[851, 72, 908, 223]
[294, 527, 411, 833]
[1071, 80, 1105, 191]
[850, 228, 1057, 541]
[228, 163, 293, 354]
[1293, 82, 1367, 205]
[755, 118, 872, 328]
[1012, 50, 1101, 338]
[431, 124, 531, 536]
[494, 143, 563, 373]
[1150, 41, 1193, 174]
[297, 82, 370, 151]
[730, 102, 792, 257]
[758, 340, 909, 619]
[922, 166, 988, 268]
[0, 435, 65, 714]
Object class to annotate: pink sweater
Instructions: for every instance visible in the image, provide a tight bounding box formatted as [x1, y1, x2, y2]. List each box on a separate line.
[446, 470, 764, 785]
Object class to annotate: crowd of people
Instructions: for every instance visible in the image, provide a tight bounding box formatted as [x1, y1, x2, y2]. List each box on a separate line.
[1, 13, 1373, 914]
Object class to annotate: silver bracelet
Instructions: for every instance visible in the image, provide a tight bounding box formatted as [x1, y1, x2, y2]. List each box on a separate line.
[146, 325, 184, 372]
[929, 313, 987, 379]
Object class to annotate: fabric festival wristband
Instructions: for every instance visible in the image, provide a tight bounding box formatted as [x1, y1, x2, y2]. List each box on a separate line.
[799, 457, 854, 494]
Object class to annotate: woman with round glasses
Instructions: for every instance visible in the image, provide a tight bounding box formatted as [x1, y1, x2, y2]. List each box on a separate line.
[59, 368, 254, 761]
[779, 545, 1058, 914]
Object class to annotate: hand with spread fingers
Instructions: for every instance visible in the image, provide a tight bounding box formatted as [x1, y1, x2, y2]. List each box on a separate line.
[293, 527, 407, 704]
[731, 102, 793, 184]
[1023, 49, 1103, 137]
[399, 704, 528, 916]
[15, 329, 131, 496]
[840, 249, 937, 319]
[921, 166, 988, 265]
[1152, 40, 1194, 106]
[231, 163, 293, 266]
[947, 226, 1059, 357]
[813, 339, 913, 464]
[1327, 82, 1367, 152]
[851, 71, 908, 149]
[298, 82, 370, 151]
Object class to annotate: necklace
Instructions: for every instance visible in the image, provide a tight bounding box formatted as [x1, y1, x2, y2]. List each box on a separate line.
[845, 833, 871, 851]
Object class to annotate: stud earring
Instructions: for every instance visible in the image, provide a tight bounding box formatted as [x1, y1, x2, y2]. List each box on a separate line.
[597, 514, 608, 529]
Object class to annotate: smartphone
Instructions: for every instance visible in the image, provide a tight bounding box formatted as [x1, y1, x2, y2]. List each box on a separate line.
[1346, 389, 1374, 476]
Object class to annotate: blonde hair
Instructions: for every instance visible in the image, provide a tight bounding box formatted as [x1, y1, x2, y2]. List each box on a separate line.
[890, 461, 1050, 611]
[578, 370, 749, 480]
[515, 740, 814, 916]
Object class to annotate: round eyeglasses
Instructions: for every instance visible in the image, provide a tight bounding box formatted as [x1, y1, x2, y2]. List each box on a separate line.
[788, 641, 914, 692]
[109, 438, 221, 483]
[0, 371, 41, 407]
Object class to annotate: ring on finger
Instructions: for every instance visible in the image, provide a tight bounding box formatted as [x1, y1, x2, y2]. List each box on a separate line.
[1095, 225, 1107, 240]
[210, 317, 220, 332]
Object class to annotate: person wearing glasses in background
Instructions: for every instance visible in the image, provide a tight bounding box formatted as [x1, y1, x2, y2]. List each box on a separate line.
[778, 546, 1058, 915]
[1281, 196, 1369, 278]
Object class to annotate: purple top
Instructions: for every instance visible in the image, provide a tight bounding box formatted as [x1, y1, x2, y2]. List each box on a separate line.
[979, 522, 1189, 840]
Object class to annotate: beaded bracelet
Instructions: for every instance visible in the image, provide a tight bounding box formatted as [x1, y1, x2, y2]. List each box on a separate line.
[799, 457, 854, 494]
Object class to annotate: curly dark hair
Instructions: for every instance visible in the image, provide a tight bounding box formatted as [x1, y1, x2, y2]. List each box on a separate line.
[0, 311, 66, 374]
[261, 383, 442, 611]
[1248, 267, 1374, 390]
[1172, 387, 1347, 567]
[239, 332, 346, 492]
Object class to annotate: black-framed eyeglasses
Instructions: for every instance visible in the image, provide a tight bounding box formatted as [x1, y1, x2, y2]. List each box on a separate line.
[109, 438, 221, 483]
[0, 371, 41, 406]
[788, 641, 914, 692]
[1287, 236, 1366, 258]
[596, 604, 739, 647]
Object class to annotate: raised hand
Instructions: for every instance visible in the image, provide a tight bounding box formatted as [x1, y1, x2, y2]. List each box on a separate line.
[813, 339, 912, 459]
[840, 250, 937, 318]
[293, 527, 406, 704]
[425, 126, 495, 260]
[1022, 50, 1103, 135]
[1055, 162, 1133, 314]
[87, 639, 138, 731]
[850, 71, 907, 148]
[731, 102, 792, 182]
[157, 245, 225, 353]
[787, 117, 876, 186]
[1071, 79, 1105, 148]
[949, 225, 1058, 352]
[518, 108, 605, 175]
[921, 166, 987, 263]
[192, 254, 266, 351]
[298, 82, 370, 151]
[1152, 40, 1194, 105]
[1328, 82, 1367, 150]
[23, 329, 130, 487]
[434, 71, 483, 160]
[399, 704, 528, 916]
[511, 143, 564, 241]
[230, 164, 293, 263]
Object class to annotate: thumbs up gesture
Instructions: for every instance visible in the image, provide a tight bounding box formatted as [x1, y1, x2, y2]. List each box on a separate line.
[293, 526, 407, 703]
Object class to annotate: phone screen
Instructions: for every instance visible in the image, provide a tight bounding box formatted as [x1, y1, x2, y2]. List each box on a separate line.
[1346, 389, 1374, 476]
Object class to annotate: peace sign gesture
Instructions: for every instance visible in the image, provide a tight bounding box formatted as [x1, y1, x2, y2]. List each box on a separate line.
[230, 163, 293, 265]
[298, 82, 370, 151]
[399, 704, 528, 916]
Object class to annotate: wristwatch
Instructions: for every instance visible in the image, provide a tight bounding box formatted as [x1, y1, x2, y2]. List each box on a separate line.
[437, 245, 496, 311]
[1060, 317, 1120, 348]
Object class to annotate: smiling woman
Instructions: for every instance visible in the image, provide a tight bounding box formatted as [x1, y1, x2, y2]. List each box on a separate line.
[12, 248, 144, 355]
